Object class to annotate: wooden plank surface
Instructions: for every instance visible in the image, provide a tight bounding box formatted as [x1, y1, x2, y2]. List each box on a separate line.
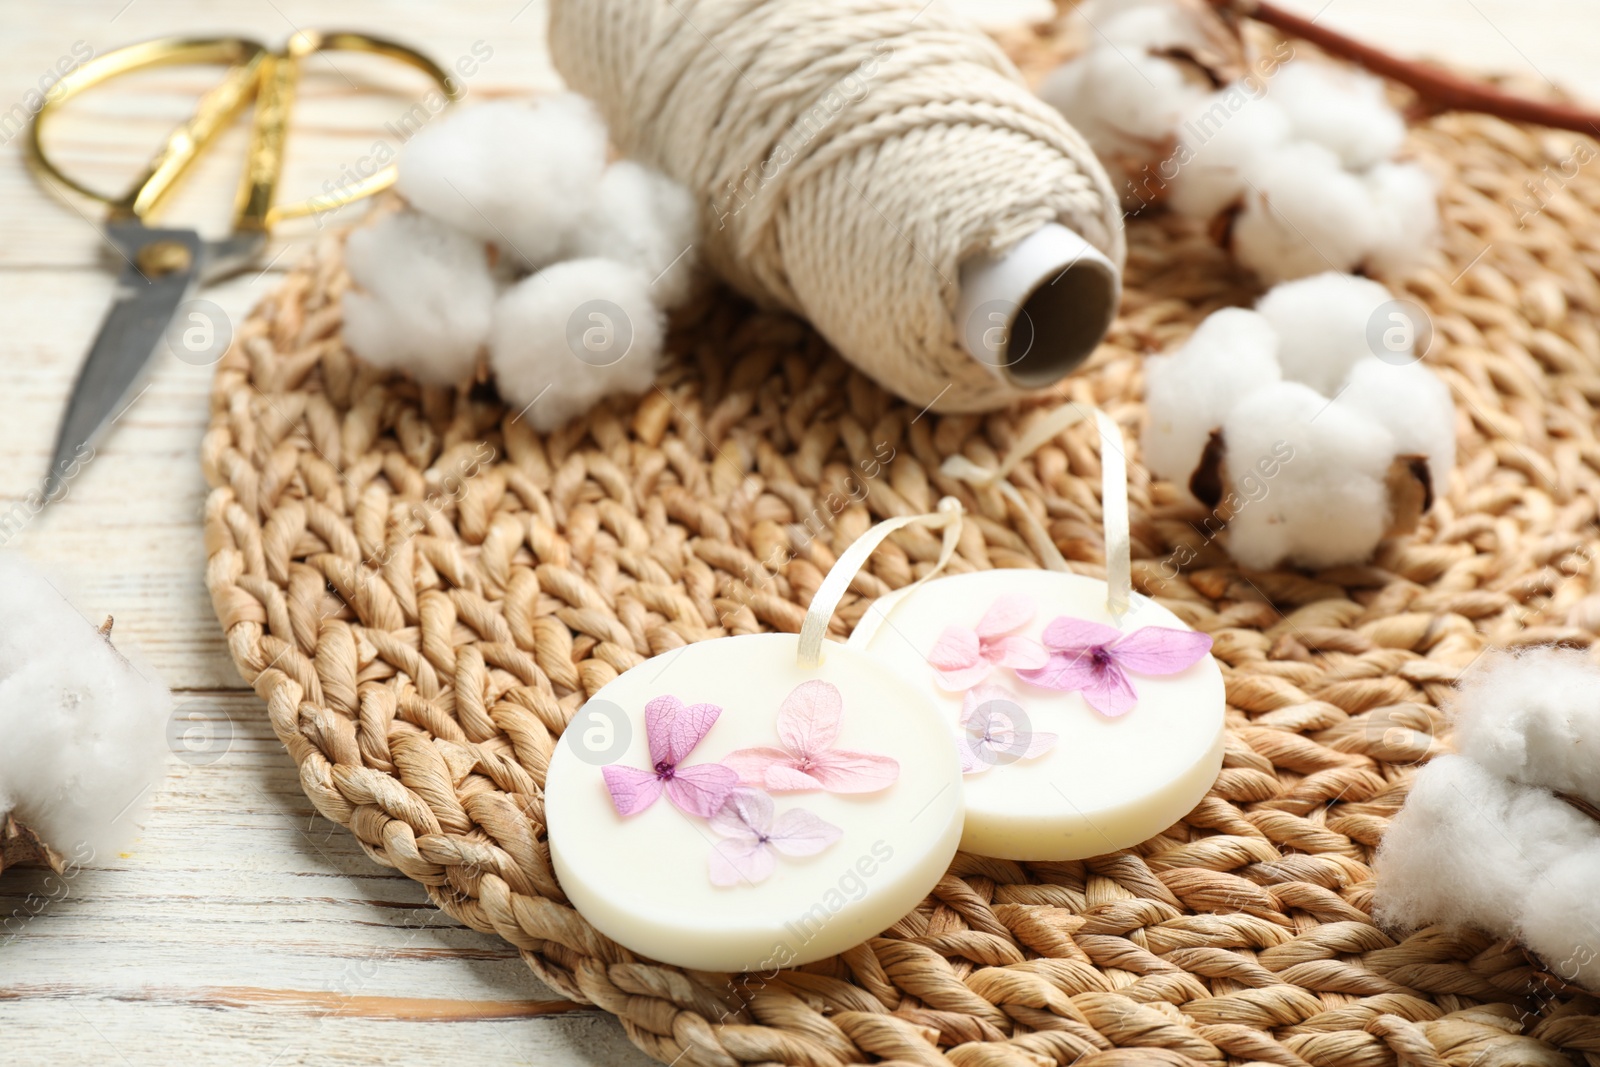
[0, 1, 1593, 1065]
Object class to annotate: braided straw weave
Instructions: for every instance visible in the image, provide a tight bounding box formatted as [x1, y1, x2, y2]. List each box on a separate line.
[202, 25, 1600, 1067]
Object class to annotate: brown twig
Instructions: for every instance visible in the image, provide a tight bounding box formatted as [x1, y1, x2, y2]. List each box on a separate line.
[1228, 0, 1600, 137]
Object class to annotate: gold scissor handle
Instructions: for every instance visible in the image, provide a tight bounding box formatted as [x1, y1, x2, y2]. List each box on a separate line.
[30, 37, 269, 221]
[241, 30, 462, 230]
[30, 32, 460, 233]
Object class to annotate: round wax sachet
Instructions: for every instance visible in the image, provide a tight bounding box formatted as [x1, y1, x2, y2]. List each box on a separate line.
[545, 632, 964, 973]
[851, 570, 1225, 861]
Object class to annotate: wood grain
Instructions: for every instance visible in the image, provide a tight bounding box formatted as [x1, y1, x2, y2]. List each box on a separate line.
[0, 1, 1593, 1064]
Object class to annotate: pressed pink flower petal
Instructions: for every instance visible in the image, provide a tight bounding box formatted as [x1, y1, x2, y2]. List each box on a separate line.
[763, 763, 826, 792]
[776, 680, 842, 756]
[960, 683, 1017, 724]
[602, 765, 664, 816]
[990, 634, 1049, 671]
[803, 749, 899, 793]
[767, 808, 843, 856]
[975, 593, 1035, 638]
[934, 661, 995, 692]
[722, 746, 791, 787]
[664, 763, 739, 817]
[708, 836, 775, 886]
[709, 787, 773, 839]
[1079, 666, 1138, 716]
[927, 626, 981, 671]
[1111, 627, 1214, 675]
[1017, 651, 1101, 692]
[1040, 616, 1123, 652]
[1019, 729, 1058, 759]
[958, 740, 984, 774]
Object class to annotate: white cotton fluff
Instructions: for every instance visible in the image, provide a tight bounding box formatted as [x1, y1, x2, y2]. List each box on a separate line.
[489, 258, 663, 432]
[1220, 381, 1396, 570]
[1374, 755, 1600, 991]
[1339, 358, 1456, 494]
[1364, 162, 1442, 277]
[1232, 140, 1378, 284]
[397, 95, 610, 269]
[342, 211, 497, 386]
[1090, 1, 1216, 52]
[1450, 648, 1600, 810]
[567, 161, 702, 309]
[1141, 308, 1280, 490]
[1255, 272, 1399, 398]
[1267, 62, 1407, 172]
[1038, 48, 1206, 181]
[1166, 93, 1292, 219]
[0, 554, 170, 858]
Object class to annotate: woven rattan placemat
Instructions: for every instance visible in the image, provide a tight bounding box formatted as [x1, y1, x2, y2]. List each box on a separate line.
[202, 22, 1600, 1067]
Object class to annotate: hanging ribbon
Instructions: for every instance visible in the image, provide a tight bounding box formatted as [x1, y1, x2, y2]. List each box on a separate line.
[796, 497, 964, 669]
[939, 403, 1131, 620]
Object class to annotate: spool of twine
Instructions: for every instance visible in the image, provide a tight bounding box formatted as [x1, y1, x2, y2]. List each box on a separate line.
[547, 0, 1126, 413]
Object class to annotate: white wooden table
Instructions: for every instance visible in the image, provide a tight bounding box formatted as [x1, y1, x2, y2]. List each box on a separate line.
[0, 2, 1592, 1064]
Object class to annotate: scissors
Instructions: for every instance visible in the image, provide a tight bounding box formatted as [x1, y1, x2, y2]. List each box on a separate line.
[28, 32, 458, 499]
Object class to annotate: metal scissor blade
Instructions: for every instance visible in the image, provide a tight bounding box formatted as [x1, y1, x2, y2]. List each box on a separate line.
[44, 223, 203, 501]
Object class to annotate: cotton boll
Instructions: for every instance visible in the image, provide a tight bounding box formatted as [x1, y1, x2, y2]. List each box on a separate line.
[1364, 162, 1441, 277]
[1166, 90, 1291, 219]
[489, 258, 663, 432]
[1039, 49, 1207, 180]
[1232, 141, 1377, 284]
[0, 554, 170, 858]
[1338, 358, 1455, 495]
[1093, 3, 1212, 51]
[1522, 851, 1600, 988]
[1220, 381, 1395, 570]
[1142, 308, 1281, 491]
[1255, 272, 1400, 397]
[398, 95, 609, 269]
[1267, 62, 1407, 171]
[568, 162, 701, 309]
[342, 212, 496, 386]
[1450, 647, 1600, 809]
[1373, 755, 1599, 936]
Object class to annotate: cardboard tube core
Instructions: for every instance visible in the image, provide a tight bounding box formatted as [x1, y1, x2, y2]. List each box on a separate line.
[957, 223, 1121, 390]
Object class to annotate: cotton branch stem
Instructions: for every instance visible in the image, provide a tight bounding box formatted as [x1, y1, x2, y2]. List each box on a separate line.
[1226, 0, 1600, 137]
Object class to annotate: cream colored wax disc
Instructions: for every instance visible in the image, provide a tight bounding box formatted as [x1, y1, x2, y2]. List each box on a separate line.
[851, 570, 1225, 861]
[545, 632, 964, 973]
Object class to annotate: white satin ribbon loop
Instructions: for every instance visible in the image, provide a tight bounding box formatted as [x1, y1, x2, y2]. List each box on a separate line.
[939, 403, 1131, 621]
[796, 497, 965, 669]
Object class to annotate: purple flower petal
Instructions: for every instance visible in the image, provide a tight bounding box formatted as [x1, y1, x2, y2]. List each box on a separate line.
[602, 765, 664, 816]
[708, 836, 775, 886]
[1111, 627, 1214, 676]
[1041, 616, 1123, 652]
[642, 695, 680, 767]
[767, 808, 843, 856]
[667, 702, 723, 765]
[1017, 650, 1101, 692]
[1079, 667, 1138, 717]
[776, 680, 843, 756]
[664, 763, 739, 817]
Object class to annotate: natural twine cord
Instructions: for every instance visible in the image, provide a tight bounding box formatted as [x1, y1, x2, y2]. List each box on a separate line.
[202, 30, 1600, 1067]
[547, 0, 1127, 416]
